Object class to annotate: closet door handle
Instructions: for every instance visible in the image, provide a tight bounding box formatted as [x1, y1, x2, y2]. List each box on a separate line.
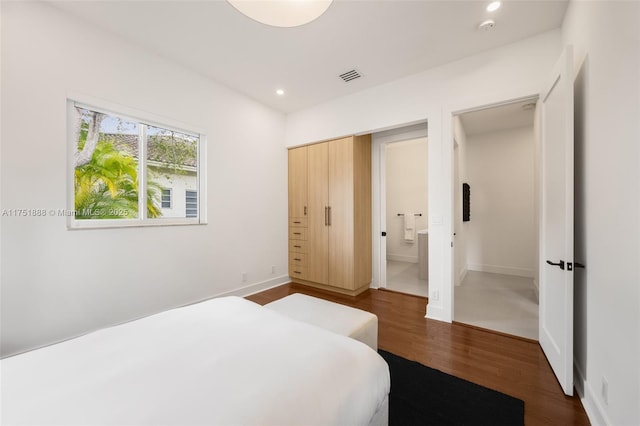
[328, 206, 332, 226]
[324, 207, 328, 226]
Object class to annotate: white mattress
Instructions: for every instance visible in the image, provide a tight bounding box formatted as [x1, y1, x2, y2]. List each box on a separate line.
[1, 296, 390, 425]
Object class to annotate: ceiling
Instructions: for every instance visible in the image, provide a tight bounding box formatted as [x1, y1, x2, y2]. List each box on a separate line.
[458, 99, 537, 137]
[49, 0, 569, 114]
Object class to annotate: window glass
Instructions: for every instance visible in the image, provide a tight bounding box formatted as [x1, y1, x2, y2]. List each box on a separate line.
[146, 125, 199, 219]
[74, 108, 139, 220]
[70, 103, 203, 228]
[185, 190, 198, 218]
[161, 189, 172, 209]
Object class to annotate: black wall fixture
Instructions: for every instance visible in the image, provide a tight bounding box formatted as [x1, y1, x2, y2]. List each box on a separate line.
[463, 183, 471, 222]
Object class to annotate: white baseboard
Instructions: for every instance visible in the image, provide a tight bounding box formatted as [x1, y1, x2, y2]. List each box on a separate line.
[574, 362, 610, 426]
[425, 303, 450, 322]
[387, 254, 418, 263]
[467, 263, 534, 278]
[218, 275, 291, 298]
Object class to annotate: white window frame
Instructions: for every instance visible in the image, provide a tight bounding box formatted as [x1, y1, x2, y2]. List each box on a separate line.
[67, 95, 207, 229]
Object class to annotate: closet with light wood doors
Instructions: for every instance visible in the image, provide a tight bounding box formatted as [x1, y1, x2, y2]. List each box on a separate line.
[288, 135, 371, 296]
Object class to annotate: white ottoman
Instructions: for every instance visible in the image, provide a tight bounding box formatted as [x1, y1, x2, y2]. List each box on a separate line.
[265, 293, 378, 351]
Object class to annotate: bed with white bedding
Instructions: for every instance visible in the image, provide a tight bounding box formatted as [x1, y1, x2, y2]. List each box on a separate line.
[1, 296, 390, 425]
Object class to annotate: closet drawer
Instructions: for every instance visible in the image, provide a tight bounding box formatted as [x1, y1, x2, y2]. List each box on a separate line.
[289, 265, 308, 280]
[289, 217, 308, 228]
[289, 252, 307, 266]
[289, 240, 307, 254]
[289, 228, 307, 240]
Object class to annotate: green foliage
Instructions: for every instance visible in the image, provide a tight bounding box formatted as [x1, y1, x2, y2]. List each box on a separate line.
[74, 140, 162, 220]
[147, 133, 198, 176]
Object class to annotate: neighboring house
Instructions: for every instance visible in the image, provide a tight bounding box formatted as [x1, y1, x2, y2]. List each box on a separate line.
[156, 174, 198, 219]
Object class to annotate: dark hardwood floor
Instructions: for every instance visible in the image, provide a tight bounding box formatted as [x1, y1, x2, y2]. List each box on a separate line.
[246, 283, 590, 426]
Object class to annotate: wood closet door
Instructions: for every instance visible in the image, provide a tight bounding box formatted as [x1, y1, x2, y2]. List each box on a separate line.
[307, 142, 329, 285]
[288, 146, 308, 218]
[328, 137, 355, 289]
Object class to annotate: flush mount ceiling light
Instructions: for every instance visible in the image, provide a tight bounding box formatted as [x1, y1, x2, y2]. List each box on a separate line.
[486, 1, 501, 12]
[227, 0, 333, 28]
[276, 89, 285, 96]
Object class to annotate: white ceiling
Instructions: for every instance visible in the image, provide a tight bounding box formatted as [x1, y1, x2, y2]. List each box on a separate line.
[49, 0, 569, 114]
[459, 99, 537, 136]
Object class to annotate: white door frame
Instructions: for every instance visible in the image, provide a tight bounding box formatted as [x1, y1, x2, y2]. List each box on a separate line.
[371, 123, 428, 290]
[441, 92, 541, 323]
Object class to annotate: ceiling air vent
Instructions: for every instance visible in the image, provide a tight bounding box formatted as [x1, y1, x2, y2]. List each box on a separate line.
[339, 69, 362, 82]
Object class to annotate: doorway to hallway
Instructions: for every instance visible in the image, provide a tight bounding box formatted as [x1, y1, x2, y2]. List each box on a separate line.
[452, 98, 539, 340]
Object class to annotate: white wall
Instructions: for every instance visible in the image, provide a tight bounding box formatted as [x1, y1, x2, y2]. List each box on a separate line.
[562, 1, 640, 425]
[0, 2, 288, 357]
[286, 30, 562, 321]
[385, 138, 428, 263]
[464, 126, 536, 277]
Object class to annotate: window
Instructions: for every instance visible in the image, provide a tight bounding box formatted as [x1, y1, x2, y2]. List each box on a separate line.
[69, 100, 205, 228]
[185, 190, 198, 218]
[161, 189, 172, 209]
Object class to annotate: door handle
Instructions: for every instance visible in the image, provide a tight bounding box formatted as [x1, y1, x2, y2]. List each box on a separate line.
[324, 207, 328, 226]
[546, 260, 565, 270]
[328, 206, 332, 226]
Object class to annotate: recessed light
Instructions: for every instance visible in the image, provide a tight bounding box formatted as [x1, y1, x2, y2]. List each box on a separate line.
[487, 1, 501, 12]
[276, 89, 285, 96]
[478, 19, 496, 31]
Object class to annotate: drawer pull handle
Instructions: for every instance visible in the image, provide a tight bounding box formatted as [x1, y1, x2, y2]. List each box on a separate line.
[293, 221, 301, 224]
[293, 271, 301, 274]
[293, 232, 301, 235]
[293, 245, 301, 248]
[294, 258, 301, 261]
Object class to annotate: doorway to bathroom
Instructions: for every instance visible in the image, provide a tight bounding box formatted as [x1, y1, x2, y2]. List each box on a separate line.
[381, 137, 429, 297]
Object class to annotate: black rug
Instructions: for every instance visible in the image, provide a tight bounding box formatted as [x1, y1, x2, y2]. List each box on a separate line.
[379, 350, 524, 426]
